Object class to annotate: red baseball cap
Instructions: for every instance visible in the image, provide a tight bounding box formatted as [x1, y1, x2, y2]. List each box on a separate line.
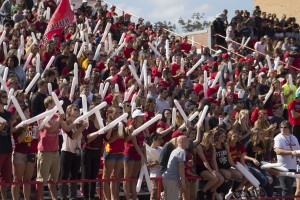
[172, 130, 184, 138]
[222, 53, 230, 60]
[226, 81, 235, 87]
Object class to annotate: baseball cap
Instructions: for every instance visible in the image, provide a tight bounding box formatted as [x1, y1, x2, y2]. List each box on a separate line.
[295, 91, 300, 98]
[226, 81, 235, 87]
[132, 109, 147, 118]
[172, 130, 184, 138]
[222, 53, 230, 60]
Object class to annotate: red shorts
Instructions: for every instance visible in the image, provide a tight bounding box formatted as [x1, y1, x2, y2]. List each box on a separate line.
[0, 153, 12, 182]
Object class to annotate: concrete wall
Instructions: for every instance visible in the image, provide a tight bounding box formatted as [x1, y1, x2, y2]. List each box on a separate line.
[254, 0, 300, 22]
[180, 30, 210, 50]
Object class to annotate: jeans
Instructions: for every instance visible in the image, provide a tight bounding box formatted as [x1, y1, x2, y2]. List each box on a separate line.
[278, 176, 295, 200]
[292, 125, 300, 144]
[60, 151, 81, 199]
[248, 165, 273, 197]
[81, 148, 101, 199]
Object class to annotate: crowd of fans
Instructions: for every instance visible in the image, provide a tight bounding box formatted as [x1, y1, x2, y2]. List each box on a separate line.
[0, 0, 300, 200]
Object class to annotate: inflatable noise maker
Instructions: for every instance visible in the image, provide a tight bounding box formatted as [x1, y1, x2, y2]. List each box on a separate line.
[235, 162, 260, 188]
[260, 161, 300, 179]
[16, 100, 64, 129]
[136, 164, 153, 193]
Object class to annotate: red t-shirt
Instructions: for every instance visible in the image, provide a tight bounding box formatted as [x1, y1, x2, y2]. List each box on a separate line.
[181, 42, 191, 53]
[288, 100, 300, 125]
[38, 114, 59, 152]
[123, 130, 145, 160]
[111, 74, 125, 93]
[156, 120, 171, 144]
[229, 143, 245, 163]
[14, 124, 39, 154]
[171, 63, 181, 85]
[151, 66, 162, 79]
[124, 46, 135, 59]
[104, 126, 124, 154]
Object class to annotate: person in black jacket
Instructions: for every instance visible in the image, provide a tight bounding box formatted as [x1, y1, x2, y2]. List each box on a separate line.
[212, 15, 226, 47]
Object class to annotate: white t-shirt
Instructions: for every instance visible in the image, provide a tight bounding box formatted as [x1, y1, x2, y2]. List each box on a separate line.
[147, 146, 163, 177]
[254, 41, 266, 54]
[274, 133, 300, 170]
[61, 129, 82, 154]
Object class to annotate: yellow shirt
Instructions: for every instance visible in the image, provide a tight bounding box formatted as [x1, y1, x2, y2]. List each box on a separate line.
[282, 83, 297, 109]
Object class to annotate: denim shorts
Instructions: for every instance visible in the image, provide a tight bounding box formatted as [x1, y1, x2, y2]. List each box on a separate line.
[123, 155, 141, 161]
[104, 152, 123, 161]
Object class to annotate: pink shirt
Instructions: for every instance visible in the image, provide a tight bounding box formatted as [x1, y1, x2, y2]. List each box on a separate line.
[37, 114, 59, 152]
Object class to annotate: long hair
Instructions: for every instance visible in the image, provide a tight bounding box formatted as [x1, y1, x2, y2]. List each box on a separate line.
[161, 108, 171, 123]
[200, 132, 213, 150]
[250, 128, 265, 156]
[144, 98, 155, 112]
[254, 109, 270, 129]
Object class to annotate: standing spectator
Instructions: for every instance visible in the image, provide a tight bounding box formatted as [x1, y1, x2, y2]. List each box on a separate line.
[212, 14, 226, 47]
[254, 36, 267, 55]
[274, 120, 300, 198]
[147, 133, 163, 200]
[81, 105, 107, 200]
[30, 80, 48, 117]
[111, 65, 129, 94]
[36, 96, 62, 200]
[282, 74, 296, 119]
[102, 106, 125, 200]
[162, 135, 190, 200]
[288, 91, 300, 143]
[123, 109, 147, 200]
[0, 0, 14, 17]
[60, 104, 88, 200]
[0, 90, 12, 200]
[156, 108, 174, 144]
[11, 106, 37, 200]
[155, 87, 170, 114]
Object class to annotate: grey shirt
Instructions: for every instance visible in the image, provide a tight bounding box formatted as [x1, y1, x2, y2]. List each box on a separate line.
[0, 0, 12, 16]
[162, 146, 186, 181]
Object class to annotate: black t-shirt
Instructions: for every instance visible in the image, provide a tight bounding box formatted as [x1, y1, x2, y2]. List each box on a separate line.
[245, 140, 265, 166]
[31, 92, 47, 117]
[0, 110, 12, 154]
[54, 54, 69, 76]
[209, 116, 219, 130]
[256, 83, 272, 109]
[270, 116, 284, 129]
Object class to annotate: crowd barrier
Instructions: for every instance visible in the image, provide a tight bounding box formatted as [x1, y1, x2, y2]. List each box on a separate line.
[1, 176, 300, 199]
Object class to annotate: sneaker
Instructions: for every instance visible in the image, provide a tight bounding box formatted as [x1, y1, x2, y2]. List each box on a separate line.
[233, 191, 242, 200]
[241, 190, 248, 200]
[215, 192, 223, 200]
[247, 189, 257, 199]
[225, 189, 233, 200]
[197, 190, 207, 200]
[206, 191, 213, 200]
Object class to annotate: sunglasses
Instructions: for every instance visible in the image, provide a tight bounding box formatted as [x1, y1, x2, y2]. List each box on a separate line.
[281, 126, 288, 129]
[1, 96, 8, 98]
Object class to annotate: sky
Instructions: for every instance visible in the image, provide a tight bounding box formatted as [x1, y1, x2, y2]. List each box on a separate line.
[98, 0, 254, 33]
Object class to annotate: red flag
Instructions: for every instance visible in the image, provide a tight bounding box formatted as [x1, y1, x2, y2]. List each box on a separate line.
[43, 0, 74, 43]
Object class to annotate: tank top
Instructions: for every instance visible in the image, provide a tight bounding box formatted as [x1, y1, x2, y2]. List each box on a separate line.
[196, 144, 212, 167]
[105, 126, 125, 154]
[215, 143, 231, 169]
[124, 130, 145, 160]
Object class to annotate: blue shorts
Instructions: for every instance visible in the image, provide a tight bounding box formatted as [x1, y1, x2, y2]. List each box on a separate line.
[123, 155, 141, 161]
[104, 152, 123, 161]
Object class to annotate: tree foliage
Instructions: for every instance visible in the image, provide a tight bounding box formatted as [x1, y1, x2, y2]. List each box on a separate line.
[154, 13, 211, 33]
[178, 13, 211, 32]
[154, 21, 177, 32]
